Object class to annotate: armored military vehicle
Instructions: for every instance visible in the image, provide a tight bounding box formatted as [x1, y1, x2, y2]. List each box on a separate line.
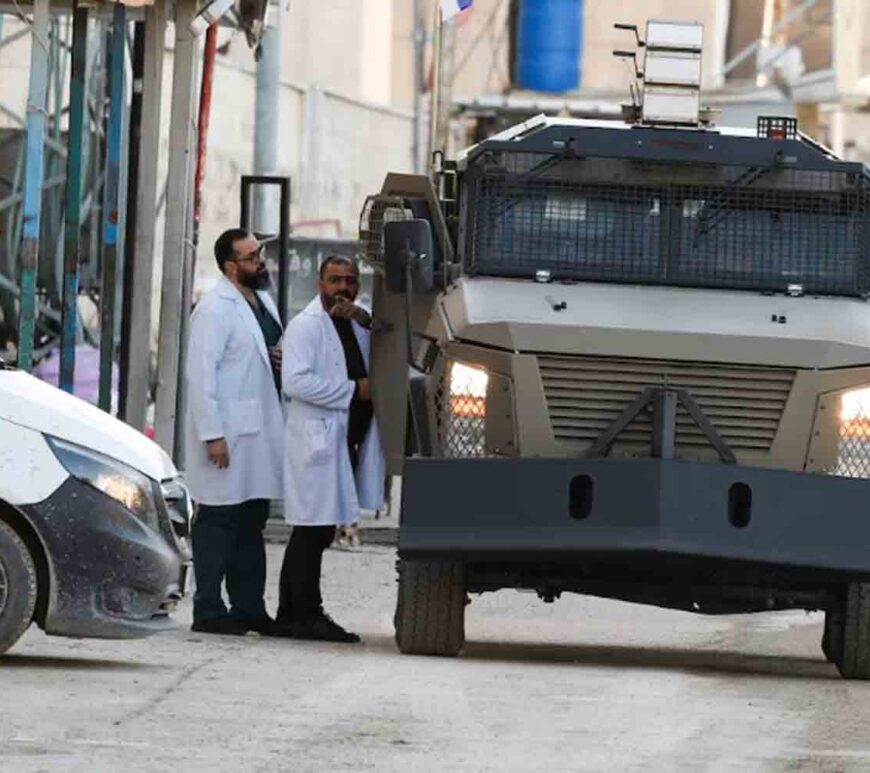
[360, 20, 870, 678]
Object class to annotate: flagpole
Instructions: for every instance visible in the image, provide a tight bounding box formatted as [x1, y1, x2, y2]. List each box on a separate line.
[412, 0, 425, 173]
[427, 2, 443, 177]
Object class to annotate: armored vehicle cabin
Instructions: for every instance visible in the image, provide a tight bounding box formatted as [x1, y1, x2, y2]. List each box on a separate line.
[361, 20, 870, 678]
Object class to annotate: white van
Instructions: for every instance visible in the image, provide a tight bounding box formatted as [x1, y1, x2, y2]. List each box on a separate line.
[0, 359, 190, 654]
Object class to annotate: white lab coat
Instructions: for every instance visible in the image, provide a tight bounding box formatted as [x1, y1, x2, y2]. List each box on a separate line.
[282, 296, 386, 526]
[184, 276, 284, 506]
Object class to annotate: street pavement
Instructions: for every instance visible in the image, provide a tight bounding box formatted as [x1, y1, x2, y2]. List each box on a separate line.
[1, 543, 869, 772]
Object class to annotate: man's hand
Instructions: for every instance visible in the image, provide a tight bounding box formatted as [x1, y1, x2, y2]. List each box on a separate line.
[269, 346, 282, 370]
[206, 438, 230, 469]
[330, 299, 371, 328]
[356, 378, 371, 402]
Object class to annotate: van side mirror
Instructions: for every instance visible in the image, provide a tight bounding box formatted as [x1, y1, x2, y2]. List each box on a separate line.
[383, 219, 435, 294]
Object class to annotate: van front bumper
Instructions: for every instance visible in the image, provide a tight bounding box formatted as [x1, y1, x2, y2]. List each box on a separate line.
[22, 477, 190, 639]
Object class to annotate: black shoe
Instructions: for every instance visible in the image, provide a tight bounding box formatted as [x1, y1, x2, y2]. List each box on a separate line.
[191, 617, 249, 636]
[236, 615, 279, 636]
[277, 614, 361, 644]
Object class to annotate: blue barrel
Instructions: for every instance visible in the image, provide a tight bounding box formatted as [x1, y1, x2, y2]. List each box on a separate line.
[516, 0, 583, 93]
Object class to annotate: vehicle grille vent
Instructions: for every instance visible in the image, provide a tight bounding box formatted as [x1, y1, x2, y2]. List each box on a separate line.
[537, 355, 795, 457]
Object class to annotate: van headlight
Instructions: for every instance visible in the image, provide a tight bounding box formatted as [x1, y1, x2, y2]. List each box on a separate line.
[47, 437, 160, 532]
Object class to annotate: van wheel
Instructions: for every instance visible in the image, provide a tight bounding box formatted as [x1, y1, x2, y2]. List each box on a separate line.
[0, 520, 37, 655]
[822, 608, 843, 664]
[394, 559, 466, 656]
[837, 582, 870, 679]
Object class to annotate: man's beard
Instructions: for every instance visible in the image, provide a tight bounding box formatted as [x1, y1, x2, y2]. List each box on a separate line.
[240, 269, 270, 290]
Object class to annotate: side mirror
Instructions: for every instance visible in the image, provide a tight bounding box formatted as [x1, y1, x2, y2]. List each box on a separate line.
[383, 219, 434, 294]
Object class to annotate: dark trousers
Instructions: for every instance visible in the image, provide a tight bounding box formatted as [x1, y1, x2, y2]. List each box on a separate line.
[276, 526, 336, 624]
[275, 440, 360, 625]
[191, 499, 270, 624]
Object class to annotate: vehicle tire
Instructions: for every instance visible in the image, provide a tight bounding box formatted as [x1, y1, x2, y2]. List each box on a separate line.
[0, 520, 37, 655]
[394, 559, 466, 656]
[822, 608, 843, 664]
[837, 582, 870, 679]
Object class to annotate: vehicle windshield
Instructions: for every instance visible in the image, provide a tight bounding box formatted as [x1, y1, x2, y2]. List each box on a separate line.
[468, 158, 870, 297]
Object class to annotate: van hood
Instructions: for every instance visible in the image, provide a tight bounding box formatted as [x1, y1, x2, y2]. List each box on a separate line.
[0, 370, 176, 482]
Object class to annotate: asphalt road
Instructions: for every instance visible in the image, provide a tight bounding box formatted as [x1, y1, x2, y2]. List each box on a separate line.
[2, 544, 869, 772]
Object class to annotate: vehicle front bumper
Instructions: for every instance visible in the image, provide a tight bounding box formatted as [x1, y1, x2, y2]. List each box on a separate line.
[399, 457, 870, 575]
[22, 477, 190, 639]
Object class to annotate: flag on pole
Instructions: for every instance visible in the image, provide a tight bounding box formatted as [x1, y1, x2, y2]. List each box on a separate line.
[440, 0, 472, 21]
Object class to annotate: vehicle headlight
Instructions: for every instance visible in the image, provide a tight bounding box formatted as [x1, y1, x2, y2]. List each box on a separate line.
[449, 362, 488, 418]
[841, 387, 870, 426]
[47, 437, 160, 532]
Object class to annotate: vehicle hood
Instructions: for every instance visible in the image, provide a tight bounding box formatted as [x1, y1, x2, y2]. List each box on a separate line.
[0, 370, 176, 482]
[440, 278, 870, 369]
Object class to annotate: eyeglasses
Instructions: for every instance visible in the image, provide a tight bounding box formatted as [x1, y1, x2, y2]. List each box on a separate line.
[233, 245, 265, 264]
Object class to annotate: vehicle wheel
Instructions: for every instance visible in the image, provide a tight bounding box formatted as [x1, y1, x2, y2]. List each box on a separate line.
[822, 608, 843, 664]
[837, 582, 870, 679]
[0, 520, 37, 655]
[394, 559, 466, 656]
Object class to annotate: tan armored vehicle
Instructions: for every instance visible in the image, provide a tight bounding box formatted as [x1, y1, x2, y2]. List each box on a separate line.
[360, 21, 870, 678]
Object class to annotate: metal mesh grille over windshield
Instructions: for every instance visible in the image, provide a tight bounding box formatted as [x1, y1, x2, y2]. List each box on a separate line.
[467, 153, 870, 296]
[358, 195, 413, 266]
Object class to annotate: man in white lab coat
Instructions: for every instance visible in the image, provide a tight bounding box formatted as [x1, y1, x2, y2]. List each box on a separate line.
[184, 229, 284, 636]
[276, 256, 385, 643]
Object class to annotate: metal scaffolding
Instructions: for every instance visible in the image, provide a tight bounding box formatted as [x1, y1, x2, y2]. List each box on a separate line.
[0, 7, 115, 375]
[2, 0, 267, 463]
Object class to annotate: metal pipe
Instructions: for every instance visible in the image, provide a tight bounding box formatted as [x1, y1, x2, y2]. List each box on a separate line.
[98, 2, 126, 412]
[118, 19, 146, 421]
[194, 24, 217, 238]
[427, 3, 442, 173]
[124, 0, 166, 432]
[59, 3, 90, 393]
[0, 175, 65, 215]
[47, 16, 69, 302]
[412, 0, 424, 173]
[87, 29, 105, 287]
[17, 0, 51, 372]
[174, 22, 217, 463]
[154, 0, 199, 457]
[721, 0, 821, 77]
[3, 135, 23, 274]
[253, 0, 280, 231]
[0, 25, 31, 51]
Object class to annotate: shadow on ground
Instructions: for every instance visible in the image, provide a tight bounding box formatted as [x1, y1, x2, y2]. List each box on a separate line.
[0, 653, 162, 672]
[463, 640, 837, 680]
[362, 632, 837, 681]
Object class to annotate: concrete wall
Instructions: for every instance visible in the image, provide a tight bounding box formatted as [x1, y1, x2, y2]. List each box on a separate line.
[0, 19, 33, 130]
[182, 28, 414, 300]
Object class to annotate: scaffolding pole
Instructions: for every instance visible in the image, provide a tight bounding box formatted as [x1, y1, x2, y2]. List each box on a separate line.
[59, 2, 90, 393]
[253, 0, 280, 231]
[123, 0, 166, 431]
[98, 2, 126, 412]
[154, 0, 199, 457]
[18, 0, 51, 372]
[118, 18, 146, 421]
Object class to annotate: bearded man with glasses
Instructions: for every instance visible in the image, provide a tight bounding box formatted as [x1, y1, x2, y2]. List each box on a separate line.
[183, 228, 285, 636]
